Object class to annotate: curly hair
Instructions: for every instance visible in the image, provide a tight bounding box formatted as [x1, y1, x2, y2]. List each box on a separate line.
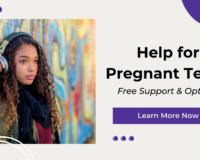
[0, 36, 61, 141]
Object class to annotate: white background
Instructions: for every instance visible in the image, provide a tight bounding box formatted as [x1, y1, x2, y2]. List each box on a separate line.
[1, 0, 200, 159]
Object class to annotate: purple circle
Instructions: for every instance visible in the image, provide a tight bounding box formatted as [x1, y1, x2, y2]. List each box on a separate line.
[129, 136, 134, 141]
[0, 7, 2, 12]
[121, 136, 126, 141]
[113, 136, 118, 141]
[182, 0, 200, 23]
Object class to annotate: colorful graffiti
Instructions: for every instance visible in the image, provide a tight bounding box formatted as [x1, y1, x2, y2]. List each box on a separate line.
[0, 19, 96, 144]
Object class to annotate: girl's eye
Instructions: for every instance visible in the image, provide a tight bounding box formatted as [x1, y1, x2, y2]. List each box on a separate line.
[20, 60, 26, 64]
[34, 60, 38, 63]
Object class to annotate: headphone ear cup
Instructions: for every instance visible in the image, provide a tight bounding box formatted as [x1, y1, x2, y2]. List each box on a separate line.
[0, 56, 9, 74]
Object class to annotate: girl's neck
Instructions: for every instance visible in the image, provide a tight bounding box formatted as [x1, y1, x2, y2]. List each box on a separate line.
[18, 81, 26, 89]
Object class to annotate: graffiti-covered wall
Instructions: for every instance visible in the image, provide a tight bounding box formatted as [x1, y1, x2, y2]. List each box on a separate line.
[0, 19, 96, 144]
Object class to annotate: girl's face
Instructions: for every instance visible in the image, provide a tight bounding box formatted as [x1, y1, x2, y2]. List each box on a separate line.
[15, 44, 38, 86]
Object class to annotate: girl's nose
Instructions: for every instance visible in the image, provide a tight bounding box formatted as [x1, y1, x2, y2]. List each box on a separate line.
[28, 63, 36, 71]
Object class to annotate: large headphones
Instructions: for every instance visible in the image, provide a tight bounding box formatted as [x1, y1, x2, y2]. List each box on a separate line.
[0, 32, 34, 74]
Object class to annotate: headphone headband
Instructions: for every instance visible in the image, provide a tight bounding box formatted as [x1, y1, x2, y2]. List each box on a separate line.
[0, 32, 33, 56]
[0, 32, 34, 74]
[4, 32, 33, 42]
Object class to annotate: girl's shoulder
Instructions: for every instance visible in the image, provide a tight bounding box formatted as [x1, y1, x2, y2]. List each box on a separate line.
[0, 101, 9, 120]
[0, 101, 10, 143]
[0, 101, 19, 144]
[0, 101, 9, 113]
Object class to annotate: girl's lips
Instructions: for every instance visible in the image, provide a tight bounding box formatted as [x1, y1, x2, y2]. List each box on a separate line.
[26, 76, 35, 80]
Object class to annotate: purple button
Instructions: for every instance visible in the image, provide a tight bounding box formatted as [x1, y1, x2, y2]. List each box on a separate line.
[113, 108, 200, 124]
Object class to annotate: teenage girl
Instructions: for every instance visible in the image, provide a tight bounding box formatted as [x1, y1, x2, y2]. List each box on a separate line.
[0, 32, 61, 144]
